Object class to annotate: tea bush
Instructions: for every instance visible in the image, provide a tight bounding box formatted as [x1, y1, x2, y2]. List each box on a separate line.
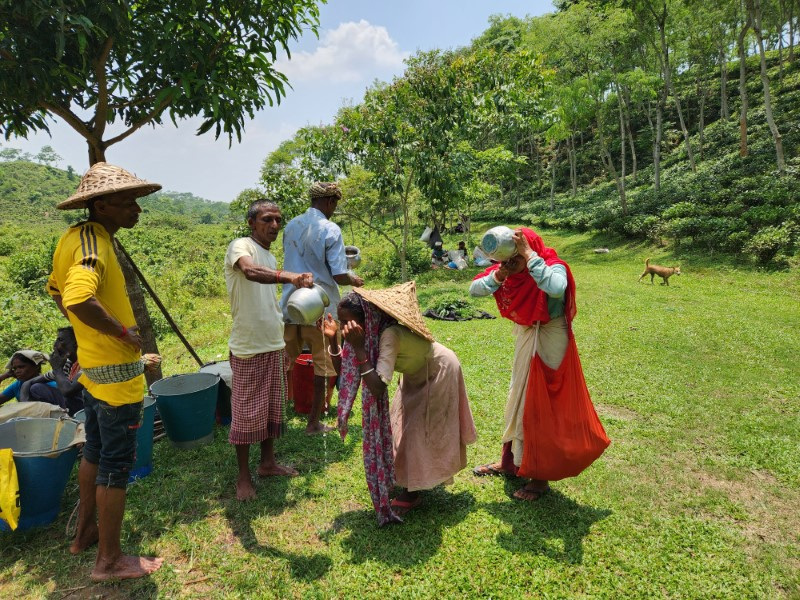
[359, 240, 431, 283]
[0, 292, 64, 358]
[5, 243, 54, 290]
[743, 223, 798, 264]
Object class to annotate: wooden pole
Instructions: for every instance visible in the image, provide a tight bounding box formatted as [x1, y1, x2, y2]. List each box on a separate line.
[114, 240, 205, 367]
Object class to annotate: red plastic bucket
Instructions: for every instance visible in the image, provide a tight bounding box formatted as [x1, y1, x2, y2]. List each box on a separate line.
[292, 354, 315, 414]
[291, 354, 337, 414]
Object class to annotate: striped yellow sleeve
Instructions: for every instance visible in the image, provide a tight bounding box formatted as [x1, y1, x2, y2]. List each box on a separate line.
[61, 224, 106, 309]
[46, 271, 60, 298]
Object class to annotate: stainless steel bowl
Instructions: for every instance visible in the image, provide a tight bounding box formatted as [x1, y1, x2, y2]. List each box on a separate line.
[480, 226, 517, 261]
[286, 284, 330, 324]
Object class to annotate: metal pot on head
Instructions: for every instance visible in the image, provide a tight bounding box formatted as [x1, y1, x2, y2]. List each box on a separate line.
[286, 284, 330, 324]
[480, 226, 517, 262]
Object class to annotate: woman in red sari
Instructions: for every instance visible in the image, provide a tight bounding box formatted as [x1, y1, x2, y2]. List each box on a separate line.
[469, 227, 610, 500]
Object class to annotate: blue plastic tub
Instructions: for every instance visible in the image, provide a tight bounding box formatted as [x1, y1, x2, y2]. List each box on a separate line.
[150, 373, 219, 449]
[131, 395, 156, 480]
[0, 418, 79, 532]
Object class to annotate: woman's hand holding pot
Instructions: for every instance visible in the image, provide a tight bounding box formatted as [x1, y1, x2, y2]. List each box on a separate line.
[512, 228, 535, 262]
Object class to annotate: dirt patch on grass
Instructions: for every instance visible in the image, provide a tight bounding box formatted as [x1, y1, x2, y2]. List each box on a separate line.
[692, 467, 800, 545]
[596, 404, 640, 421]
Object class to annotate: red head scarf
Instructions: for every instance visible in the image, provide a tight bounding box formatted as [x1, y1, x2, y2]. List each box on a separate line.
[474, 228, 577, 328]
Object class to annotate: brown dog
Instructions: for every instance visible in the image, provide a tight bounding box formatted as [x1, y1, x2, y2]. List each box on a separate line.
[638, 258, 681, 285]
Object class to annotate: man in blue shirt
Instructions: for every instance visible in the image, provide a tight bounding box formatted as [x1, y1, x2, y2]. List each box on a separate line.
[281, 182, 364, 434]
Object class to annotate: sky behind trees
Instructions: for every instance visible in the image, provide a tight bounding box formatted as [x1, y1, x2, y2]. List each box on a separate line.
[7, 1, 554, 202]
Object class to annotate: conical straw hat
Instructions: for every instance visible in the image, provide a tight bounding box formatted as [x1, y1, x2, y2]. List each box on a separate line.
[353, 281, 435, 342]
[58, 162, 162, 210]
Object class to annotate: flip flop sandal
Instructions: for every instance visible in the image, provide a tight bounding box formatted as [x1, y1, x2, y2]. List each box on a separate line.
[390, 497, 421, 513]
[473, 463, 507, 477]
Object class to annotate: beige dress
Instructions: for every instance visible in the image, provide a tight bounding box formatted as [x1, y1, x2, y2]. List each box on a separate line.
[376, 325, 477, 491]
[502, 316, 569, 468]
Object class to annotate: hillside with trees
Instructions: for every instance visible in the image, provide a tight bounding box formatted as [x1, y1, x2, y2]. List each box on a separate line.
[238, 0, 799, 272]
[0, 158, 233, 226]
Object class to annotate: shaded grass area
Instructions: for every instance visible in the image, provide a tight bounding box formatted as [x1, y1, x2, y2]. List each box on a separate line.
[1, 229, 798, 598]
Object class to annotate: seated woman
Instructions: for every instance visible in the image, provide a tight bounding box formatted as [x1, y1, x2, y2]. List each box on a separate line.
[323, 283, 477, 525]
[431, 241, 447, 267]
[20, 327, 84, 416]
[0, 350, 54, 406]
[457, 241, 469, 261]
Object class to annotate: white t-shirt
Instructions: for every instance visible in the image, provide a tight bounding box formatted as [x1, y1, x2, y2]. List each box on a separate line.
[224, 237, 285, 358]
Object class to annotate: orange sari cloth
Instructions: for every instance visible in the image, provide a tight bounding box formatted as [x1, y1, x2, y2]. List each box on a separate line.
[518, 335, 610, 481]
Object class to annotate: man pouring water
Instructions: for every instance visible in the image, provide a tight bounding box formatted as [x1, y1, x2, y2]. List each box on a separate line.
[281, 182, 364, 434]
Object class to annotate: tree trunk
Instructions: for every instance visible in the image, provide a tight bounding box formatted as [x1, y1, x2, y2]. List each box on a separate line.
[597, 120, 627, 215]
[698, 80, 706, 162]
[533, 136, 542, 195]
[778, 0, 785, 85]
[738, 10, 751, 157]
[88, 142, 106, 166]
[616, 81, 627, 188]
[400, 172, 416, 282]
[659, 24, 696, 172]
[569, 134, 577, 197]
[549, 144, 558, 211]
[750, 0, 787, 171]
[113, 245, 163, 386]
[654, 99, 663, 192]
[622, 86, 637, 179]
[719, 45, 730, 119]
[788, 0, 795, 63]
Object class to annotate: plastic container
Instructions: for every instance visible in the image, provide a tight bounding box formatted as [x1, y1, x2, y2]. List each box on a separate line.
[0, 418, 79, 531]
[480, 225, 517, 261]
[149, 373, 219, 449]
[199, 361, 232, 425]
[291, 354, 337, 414]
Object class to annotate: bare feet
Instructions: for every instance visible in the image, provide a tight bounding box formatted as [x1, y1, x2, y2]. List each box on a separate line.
[70, 522, 100, 555]
[235, 476, 257, 501]
[90, 554, 163, 582]
[305, 422, 335, 435]
[257, 463, 298, 477]
[512, 482, 550, 502]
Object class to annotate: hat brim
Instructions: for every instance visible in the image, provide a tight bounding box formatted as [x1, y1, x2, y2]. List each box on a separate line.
[57, 181, 162, 210]
[353, 283, 435, 342]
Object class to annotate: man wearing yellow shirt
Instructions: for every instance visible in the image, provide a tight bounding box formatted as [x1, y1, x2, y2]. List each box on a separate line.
[47, 162, 163, 582]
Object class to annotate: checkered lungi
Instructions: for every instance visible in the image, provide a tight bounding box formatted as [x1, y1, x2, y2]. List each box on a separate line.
[229, 350, 287, 444]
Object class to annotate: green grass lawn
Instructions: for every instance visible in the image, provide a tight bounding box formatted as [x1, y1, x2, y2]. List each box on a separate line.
[1, 229, 799, 599]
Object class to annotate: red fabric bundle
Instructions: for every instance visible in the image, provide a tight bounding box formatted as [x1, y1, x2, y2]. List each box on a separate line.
[518, 336, 610, 481]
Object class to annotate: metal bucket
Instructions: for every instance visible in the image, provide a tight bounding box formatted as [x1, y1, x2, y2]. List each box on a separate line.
[199, 361, 232, 425]
[150, 373, 219, 449]
[0, 418, 79, 531]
